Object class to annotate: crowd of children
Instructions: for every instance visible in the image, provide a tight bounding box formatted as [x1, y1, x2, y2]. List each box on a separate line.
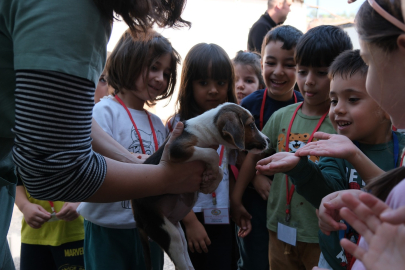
[9, 0, 405, 269]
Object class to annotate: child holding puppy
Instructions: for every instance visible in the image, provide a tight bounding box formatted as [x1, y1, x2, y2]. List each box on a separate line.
[77, 29, 180, 270]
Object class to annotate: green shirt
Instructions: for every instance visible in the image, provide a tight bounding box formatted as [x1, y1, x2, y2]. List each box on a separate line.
[262, 102, 335, 243]
[286, 131, 405, 269]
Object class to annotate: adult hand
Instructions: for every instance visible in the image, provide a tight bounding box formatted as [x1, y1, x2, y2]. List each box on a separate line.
[252, 174, 272, 200]
[295, 132, 357, 160]
[160, 122, 206, 194]
[21, 203, 51, 229]
[56, 202, 81, 221]
[184, 219, 211, 253]
[256, 152, 300, 176]
[339, 192, 405, 270]
[317, 190, 364, 235]
[130, 153, 150, 164]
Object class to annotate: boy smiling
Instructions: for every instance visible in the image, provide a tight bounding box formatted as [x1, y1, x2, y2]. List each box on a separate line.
[256, 49, 405, 269]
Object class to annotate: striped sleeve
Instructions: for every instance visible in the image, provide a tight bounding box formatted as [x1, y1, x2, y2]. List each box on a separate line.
[12, 70, 106, 202]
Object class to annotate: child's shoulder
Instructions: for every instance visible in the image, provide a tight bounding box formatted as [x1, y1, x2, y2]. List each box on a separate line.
[241, 89, 266, 107]
[271, 102, 302, 119]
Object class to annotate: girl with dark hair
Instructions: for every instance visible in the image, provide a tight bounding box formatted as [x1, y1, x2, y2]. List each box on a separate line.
[167, 43, 239, 270]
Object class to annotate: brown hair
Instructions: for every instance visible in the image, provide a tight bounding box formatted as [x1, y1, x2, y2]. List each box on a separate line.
[367, 166, 405, 201]
[232, 50, 265, 90]
[356, 0, 404, 52]
[105, 29, 180, 106]
[176, 43, 237, 121]
[93, 0, 191, 35]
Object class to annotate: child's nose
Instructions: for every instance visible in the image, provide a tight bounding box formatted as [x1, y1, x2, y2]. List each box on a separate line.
[273, 64, 285, 76]
[236, 80, 244, 89]
[305, 72, 315, 86]
[208, 85, 219, 94]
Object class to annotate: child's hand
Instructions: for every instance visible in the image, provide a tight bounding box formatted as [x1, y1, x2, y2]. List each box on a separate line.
[339, 192, 405, 270]
[294, 132, 357, 160]
[230, 201, 252, 231]
[130, 153, 150, 164]
[252, 174, 272, 200]
[21, 203, 51, 229]
[237, 215, 252, 238]
[184, 219, 211, 253]
[255, 152, 300, 175]
[55, 202, 81, 221]
[317, 190, 364, 235]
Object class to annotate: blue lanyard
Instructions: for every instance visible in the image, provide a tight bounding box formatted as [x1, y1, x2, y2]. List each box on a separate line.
[353, 131, 399, 167]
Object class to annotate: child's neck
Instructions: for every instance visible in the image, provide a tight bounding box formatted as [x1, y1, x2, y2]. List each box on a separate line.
[300, 99, 330, 117]
[267, 88, 294, 102]
[116, 91, 144, 111]
[357, 123, 393, 145]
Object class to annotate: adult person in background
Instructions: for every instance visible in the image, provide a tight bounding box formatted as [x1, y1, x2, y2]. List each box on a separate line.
[247, 0, 293, 52]
[0, 1, 213, 269]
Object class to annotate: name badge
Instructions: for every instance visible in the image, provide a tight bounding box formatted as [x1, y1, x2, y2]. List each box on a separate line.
[277, 222, 297, 246]
[203, 208, 230, 224]
[48, 212, 59, 222]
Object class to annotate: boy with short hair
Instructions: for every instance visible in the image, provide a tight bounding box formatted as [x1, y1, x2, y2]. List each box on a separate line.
[256, 49, 405, 269]
[237, 25, 352, 270]
[231, 24, 303, 270]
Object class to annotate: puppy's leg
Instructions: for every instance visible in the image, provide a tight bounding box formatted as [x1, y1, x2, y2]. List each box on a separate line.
[160, 217, 191, 270]
[137, 227, 153, 270]
[182, 147, 223, 194]
[175, 222, 194, 270]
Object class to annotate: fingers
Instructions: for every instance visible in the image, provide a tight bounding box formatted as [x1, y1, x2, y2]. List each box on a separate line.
[380, 206, 405, 224]
[312, 132, 332, 140]
[340, 238, 366, 262]
[188, 236, 211, 253]
[162, 122, 184, 162]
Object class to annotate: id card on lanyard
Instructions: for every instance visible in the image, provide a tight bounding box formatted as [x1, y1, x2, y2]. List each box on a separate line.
[115, 95, 159, 153]
[203, 145, 230, 224]
[278, 103, 328, 246]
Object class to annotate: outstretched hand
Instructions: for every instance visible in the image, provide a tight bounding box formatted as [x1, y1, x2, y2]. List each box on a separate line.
[294, 132, 357, 160]
[339, 192, 405, 270]
[256, 152, 300, 176]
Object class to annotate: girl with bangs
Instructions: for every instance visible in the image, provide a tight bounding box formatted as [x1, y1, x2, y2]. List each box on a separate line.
[167, 43, 239, 270]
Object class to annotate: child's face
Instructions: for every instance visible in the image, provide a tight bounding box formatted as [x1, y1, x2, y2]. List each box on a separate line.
[192, 78, 228, 113]
[329, 73, 390, 144]
[133, 53, 172, 103]
[262, 41, 297, 101]
[296, 66, 330, 107]
[94, 70, 109, 104]
[234, 63, 260, 104]
[360, 40, 405, 129]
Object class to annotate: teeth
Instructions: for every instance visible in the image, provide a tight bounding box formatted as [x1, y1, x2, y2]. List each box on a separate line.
[271, 80, 285, 84]
[338, 121, 351, 126]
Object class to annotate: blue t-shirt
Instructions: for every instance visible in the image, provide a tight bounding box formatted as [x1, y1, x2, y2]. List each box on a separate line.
[241, 89, 304, 130]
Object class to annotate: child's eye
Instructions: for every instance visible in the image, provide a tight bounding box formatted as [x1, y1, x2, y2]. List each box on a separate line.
[330, 99, 338, 105]
[163, 73, 170, 78]
[99, 77, 107, 83]
[317, 71, 328, 76]
[151, 65, 158, 71]
[349, 98, 360, 103]
[217, 81, 226, 86]
[286, 64, 296, 68]
[265, 62, 275, 66]
[198, 80, 208, 86]
[246, 79, 254, 84]
[297, 70, 307, 75]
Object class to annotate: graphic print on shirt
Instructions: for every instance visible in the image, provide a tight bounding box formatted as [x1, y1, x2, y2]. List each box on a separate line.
[346, 167, 366, 190]
[277, 133, 320, 163]
[121, 127, 165, 209]
[128, 127, 164, 155]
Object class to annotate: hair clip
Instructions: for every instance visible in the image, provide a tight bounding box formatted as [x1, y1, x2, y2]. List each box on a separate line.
[368, 0, 405, 32]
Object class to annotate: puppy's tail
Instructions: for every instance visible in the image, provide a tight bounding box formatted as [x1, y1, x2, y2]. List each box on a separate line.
[138, 227, 153, 270]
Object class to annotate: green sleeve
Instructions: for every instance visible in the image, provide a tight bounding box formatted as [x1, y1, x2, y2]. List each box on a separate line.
[286, 156, 347, 208]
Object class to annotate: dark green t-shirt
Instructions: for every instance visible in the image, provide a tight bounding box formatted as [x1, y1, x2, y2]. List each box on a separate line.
[287, 131, 405, 269]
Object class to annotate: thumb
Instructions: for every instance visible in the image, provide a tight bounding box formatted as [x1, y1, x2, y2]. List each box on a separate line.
[161, 122, 184, 162]
[313, 132, 332, 140]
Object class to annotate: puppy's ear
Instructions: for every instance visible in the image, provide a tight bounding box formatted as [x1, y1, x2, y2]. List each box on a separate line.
[218, 112, 245, 150]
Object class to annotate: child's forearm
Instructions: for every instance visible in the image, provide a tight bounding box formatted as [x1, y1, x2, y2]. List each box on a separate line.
[347, 148, 385, 184]
[182, 210, 199, 227]
[15, 185, 31, 213]
[231, 152, 266, 204]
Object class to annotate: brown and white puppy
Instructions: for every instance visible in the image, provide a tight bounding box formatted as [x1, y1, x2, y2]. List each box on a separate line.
[132, 103, 269, 270]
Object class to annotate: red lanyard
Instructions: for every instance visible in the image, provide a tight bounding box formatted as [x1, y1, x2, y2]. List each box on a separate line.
[48, 201, 56, 213]
[115, 95, 159, 154]
[284, 103, 328, 222]
[212, 145, 225, 205]
[260, 89, 297, 131]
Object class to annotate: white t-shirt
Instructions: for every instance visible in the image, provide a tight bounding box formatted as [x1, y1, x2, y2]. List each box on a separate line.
[77, 96, 167, 229]
[166, 115, 237, 213]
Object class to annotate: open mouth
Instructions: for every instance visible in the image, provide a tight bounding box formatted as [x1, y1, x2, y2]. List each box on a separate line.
[270, 79, 286, 87]
[336, 121, 352, 129]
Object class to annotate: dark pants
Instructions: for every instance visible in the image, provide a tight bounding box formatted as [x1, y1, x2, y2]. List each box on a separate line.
[182, 212, 239, 270]
[20, 240, 84, 270]
[236, 186, 269, 270]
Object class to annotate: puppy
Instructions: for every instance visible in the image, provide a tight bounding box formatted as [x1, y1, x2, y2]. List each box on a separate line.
[132, 103, 269, 270]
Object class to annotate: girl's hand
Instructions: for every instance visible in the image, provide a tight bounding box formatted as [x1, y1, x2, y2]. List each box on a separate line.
[21, 203, 51, 229]
[295, 132, 358, 160]
[252, 175, 272, 200]
[160, 122, 206, 194]
[55, 202, 81, 221]
[339, 192, 405, 270]
[230, 201, 252, 235]
[317, 190, 364, 235]
[256, 152, 300, 176]
[184, 219, 211, 253]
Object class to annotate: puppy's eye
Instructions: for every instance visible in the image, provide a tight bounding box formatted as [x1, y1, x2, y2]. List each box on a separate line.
[250, 123, 255, 130]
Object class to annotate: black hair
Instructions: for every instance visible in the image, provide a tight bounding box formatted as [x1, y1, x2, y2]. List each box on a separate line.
[356, 0, 403, 52]
[176, 43, 237, 121]
[261, 25, 303, 56]
[328, 49, 368, 80]
[295, 25, 353, 67]
[232, 50, 265, 89]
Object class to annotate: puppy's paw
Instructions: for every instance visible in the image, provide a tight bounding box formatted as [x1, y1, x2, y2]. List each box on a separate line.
[199, 167, 223, 194]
